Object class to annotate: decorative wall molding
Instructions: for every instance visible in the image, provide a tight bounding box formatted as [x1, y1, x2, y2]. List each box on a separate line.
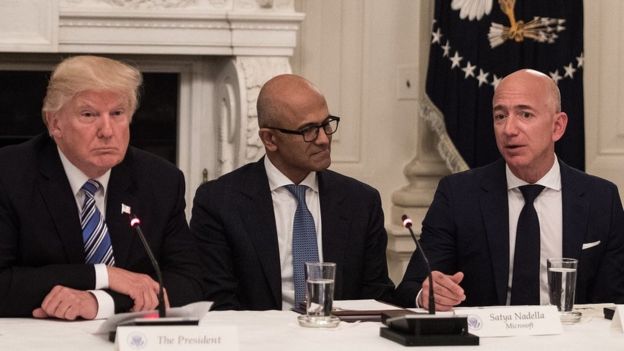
[213, 56, 290, 177]
[0, 0, 303, 55]
[216, 60, 244, 177]
[61, 0, 294, 11]
[59, 19, 230, 29]
[237, 56, 292, 164]
[0, 0, 302, 211]
[102, 0, 198, 8]
[0, 0, 59, 52]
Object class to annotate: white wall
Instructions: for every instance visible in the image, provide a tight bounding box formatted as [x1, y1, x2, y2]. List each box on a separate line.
[585, 0, 624, 190]
[292, 0, 426, 218]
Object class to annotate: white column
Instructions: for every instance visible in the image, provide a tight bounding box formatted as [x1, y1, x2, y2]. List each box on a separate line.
[386, 113, 449, 284]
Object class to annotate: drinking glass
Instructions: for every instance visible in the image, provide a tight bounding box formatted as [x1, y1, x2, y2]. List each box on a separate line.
[547, 258, 581, 324]
[297, 262, 340, 328]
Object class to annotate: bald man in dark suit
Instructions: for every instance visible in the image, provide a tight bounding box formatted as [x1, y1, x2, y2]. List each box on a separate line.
[395, 69, 624, 310]
[191, 74, 394, 310]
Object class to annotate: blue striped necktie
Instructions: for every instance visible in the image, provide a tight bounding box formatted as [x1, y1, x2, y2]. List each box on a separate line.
[285, 184, 319, 306]
[80, 180, 115, 266]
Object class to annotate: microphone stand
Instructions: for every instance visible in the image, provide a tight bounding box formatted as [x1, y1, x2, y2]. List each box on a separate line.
[403, 215, 435, 315]
[379, 215, 479, 346]
[108, 211, 199, 342]
[129, 215, 166, 318]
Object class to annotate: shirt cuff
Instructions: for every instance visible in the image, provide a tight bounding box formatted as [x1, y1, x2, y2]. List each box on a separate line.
[94, 264, 109, 289]
[89, 290, 115, 320]
[415, 288, 423, 309]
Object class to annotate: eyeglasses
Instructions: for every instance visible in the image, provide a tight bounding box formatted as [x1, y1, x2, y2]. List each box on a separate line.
[265, 116, 340, 142]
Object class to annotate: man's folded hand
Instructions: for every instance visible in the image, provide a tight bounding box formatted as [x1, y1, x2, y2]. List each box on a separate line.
[107, 266, 166, 312]
[33, 285, 98, 320]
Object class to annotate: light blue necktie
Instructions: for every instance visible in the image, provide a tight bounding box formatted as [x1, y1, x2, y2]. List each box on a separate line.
[285, 184, 319, 306]
[80, 180, 115, 266]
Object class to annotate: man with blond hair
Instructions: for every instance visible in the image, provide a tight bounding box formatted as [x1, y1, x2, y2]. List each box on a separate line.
[0, 55, 202, 319]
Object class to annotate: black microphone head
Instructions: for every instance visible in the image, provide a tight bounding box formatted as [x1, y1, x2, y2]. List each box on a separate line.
[401, 214, 413, 228]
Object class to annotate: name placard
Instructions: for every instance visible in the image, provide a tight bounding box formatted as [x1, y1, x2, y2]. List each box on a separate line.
[611, 305, 624, 333]
[116, 326, 238, 351]
[454, 306, 562, 337]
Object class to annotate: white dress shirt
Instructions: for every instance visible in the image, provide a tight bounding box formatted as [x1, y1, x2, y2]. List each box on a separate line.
[506, 157, 562, 305]
[416, 157, 563, 308]
[264, 157, 323, 311]
[58, 148, 114, 319]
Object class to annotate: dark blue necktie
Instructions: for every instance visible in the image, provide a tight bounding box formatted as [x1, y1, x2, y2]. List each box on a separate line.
[80, 180, 115, 265]
[511, 184, 544, 305]
[285, 184, 319, 306]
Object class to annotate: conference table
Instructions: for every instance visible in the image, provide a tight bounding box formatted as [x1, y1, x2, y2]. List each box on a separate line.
[1, 304, 621, 350]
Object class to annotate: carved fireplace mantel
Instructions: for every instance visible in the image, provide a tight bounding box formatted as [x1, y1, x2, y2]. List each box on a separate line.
[0, 0, 304, 211]
[0, 0, 304, 55]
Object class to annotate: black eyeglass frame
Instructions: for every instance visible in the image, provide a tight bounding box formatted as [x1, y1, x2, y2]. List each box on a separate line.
[264, 115, 340, 142]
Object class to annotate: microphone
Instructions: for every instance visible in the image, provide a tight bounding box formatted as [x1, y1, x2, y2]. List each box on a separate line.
[402, 214, 435, 315]
[106, 206, 200, 342]
[128, 213, 166, 318]
[379, 215, 479, 346]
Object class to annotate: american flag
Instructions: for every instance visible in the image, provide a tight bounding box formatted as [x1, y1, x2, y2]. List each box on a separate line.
[423, 0, 584, 171]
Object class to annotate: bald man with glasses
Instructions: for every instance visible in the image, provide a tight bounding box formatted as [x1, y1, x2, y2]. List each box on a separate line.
[190, 74, 394, 311]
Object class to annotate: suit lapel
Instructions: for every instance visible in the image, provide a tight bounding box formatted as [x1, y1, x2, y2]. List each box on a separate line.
[37, 139, 85, 263]
[239, 160, 282, 307]
[318, 171, 349, 296]
[560, 162, 588, 259]
[105, 149, 138, 267]
[479, 159, 510, 305]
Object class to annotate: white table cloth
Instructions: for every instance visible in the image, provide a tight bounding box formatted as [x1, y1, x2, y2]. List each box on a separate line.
[0, 305, 621, 350]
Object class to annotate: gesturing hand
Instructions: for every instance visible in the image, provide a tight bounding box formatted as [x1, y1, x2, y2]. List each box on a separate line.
[420, 271, 466, 311]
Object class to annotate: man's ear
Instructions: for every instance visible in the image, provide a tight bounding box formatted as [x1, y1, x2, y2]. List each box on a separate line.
[259, 129, 278, 152]
[552, 111, 568, 142]
[45, 112, 62, 138]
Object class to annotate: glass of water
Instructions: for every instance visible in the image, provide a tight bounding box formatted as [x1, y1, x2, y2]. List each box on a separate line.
[297, 262, 340, 328]
[547, 258, 581, 324]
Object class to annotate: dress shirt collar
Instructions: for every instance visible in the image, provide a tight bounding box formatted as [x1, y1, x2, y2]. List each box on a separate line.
[264, 156, 319, 193]
[57, 147, 111, 197]
[505, 156, 561, 191]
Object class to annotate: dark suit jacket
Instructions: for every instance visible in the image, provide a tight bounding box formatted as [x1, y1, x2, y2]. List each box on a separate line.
[395, 158, 624, 307]
[190, 158, 395, 310]
[0, 134, 203, 317]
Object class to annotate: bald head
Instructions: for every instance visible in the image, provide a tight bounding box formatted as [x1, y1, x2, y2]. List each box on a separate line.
[257, 74, 327, 128]
[492, 68, 568, 183]
[255, 74, 332, 183]
[495, 69, 561, 113]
